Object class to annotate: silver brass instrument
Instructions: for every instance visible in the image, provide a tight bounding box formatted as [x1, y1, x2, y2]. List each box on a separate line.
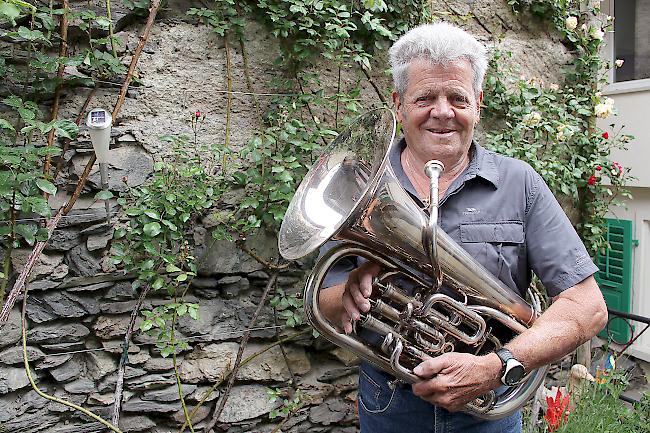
[278, 108, 547, 419]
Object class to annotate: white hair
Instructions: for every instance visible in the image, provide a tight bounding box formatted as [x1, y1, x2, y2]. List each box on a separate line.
[388, 22, 488, 98]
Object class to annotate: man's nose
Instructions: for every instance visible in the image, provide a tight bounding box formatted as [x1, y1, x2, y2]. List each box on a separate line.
[429, 98, 454, 119]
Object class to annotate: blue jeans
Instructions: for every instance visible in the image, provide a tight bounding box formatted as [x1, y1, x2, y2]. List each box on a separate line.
[358, 362, 522, 433]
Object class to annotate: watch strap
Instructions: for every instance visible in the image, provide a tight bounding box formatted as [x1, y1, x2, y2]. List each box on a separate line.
[495, 347, 514, 374]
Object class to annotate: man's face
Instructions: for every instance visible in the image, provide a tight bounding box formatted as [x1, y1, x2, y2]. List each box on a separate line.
[392, 59, 482, 163]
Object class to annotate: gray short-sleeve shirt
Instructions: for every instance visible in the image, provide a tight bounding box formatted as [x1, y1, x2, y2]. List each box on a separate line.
[321, 139, 598, 297]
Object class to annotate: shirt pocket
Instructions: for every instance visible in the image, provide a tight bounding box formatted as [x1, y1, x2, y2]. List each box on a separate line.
[459, 221, 524, 290]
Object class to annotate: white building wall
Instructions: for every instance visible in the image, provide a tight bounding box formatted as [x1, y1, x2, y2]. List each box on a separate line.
[603, 188, 650, 362]
[599, 24, 650, 358]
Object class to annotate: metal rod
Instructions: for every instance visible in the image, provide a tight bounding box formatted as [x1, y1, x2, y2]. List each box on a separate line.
[424, 160, 444, 290]
[99, 163, 110, 221]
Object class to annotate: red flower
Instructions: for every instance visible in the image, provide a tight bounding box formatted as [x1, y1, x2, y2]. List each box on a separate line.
[195, 110, 201, 118]
[612, 162, 623, 176]
[545, 389, 571, 432]
[587, 175, 597, 185]
[602, 131, 609, 139]
[595, 165, 602, 171]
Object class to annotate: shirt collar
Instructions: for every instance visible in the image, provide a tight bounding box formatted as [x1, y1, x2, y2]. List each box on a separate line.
[390, 138, 500, 194]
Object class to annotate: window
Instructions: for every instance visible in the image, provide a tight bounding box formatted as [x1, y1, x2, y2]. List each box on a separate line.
[613, 0, 650, 82]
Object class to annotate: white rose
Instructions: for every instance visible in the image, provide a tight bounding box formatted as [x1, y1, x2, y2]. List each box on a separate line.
[549, 83, 560, 91]
[615, 59, 624, 68]
[590, 27, 605, 40]
[523, 111, 542, 126]
[556, 124, 575, 141]
[594, 98, 615, 118]
[565, 16, 578, 31]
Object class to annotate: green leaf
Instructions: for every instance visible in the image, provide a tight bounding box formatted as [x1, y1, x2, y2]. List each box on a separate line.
[15, 223, 37, 245]
[144, 210, 160, 219]
[140, 320, 153, 331]
[143, 222, 162, 237]
[35, 178, 57, 195]
[23, 196, 51, 216]
[53, 119, 79, 140]
[17, 27, 47, 43]
[113, 227, 126, 239]
[151, 277, 165, 290]
[0, 2, 21, 24]
[176, 273, 188, 282]
[0, 119, 15, 132]
[95, 190, 114, 200]
[166, 263, 182, 273]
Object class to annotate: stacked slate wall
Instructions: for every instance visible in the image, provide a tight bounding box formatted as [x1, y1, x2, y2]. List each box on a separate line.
[0, 1, 573, 432]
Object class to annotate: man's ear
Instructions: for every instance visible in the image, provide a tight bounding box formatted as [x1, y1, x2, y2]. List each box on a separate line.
[392, 91, 403, 122]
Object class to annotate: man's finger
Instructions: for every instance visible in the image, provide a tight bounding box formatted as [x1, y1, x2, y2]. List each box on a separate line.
[413, 356, 447, 378]
[341, 311, 353, 334]
[350, 283, 370, 312]
[341, 290, 360, 321]
[411, 375, 447, 397]
[358, 262, 381, 297]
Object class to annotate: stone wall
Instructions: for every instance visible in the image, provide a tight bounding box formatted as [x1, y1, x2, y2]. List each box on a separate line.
[0, 1, 572, 432]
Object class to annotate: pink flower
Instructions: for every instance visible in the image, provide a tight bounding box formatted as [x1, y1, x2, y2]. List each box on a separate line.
[195, 111, 201, 118]
[602, 131, 609, 139]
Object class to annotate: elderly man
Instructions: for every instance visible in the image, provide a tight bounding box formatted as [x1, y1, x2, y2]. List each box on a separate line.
[318, 22, 608, 433]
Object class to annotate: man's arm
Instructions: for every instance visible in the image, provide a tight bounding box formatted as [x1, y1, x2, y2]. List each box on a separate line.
[411, 275, 607, 412]
[319, 261, 381, 334]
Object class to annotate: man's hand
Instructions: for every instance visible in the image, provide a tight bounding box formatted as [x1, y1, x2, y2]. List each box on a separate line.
[340, 261, 382, 334]
[411, 352, 502, 412]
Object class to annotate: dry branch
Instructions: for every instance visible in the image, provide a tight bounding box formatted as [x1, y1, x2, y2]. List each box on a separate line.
[43, 0, 69, 176]
[111, 285, 151, 425]
[203, 272, 279, 432]
[360, 66, 387, 106]
[0, 209, 63, 322]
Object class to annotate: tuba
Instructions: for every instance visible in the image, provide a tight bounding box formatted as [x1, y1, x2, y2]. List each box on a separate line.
[278, 108, 547, 419]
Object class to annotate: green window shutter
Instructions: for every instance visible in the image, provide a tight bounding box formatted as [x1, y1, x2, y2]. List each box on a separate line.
[595, 218, 633, 343]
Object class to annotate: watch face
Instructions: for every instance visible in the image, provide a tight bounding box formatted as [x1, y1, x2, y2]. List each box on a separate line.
[504, 364, 525, 386]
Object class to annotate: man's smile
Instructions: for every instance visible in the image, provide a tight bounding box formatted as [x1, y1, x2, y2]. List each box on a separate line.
[426, 128, 457, 136]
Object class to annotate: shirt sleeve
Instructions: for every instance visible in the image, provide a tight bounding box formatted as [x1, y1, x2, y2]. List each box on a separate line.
[524, 172, 599, 297]
[318, 240, 358, 288]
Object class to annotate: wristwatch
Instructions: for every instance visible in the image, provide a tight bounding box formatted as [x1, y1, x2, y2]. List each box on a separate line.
[495, 348, 525, 386]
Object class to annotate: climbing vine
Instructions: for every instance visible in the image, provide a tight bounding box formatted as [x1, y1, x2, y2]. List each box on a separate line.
[486, 0, 632, 255]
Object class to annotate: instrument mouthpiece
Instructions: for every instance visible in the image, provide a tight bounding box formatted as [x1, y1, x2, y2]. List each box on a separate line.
[424, 160, 445, 179]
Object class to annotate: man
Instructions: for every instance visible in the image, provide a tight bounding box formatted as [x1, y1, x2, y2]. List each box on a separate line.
[318, 22, 608, 433]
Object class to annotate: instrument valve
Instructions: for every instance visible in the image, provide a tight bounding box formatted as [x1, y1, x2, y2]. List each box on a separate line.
[399, 302, 415, 321]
